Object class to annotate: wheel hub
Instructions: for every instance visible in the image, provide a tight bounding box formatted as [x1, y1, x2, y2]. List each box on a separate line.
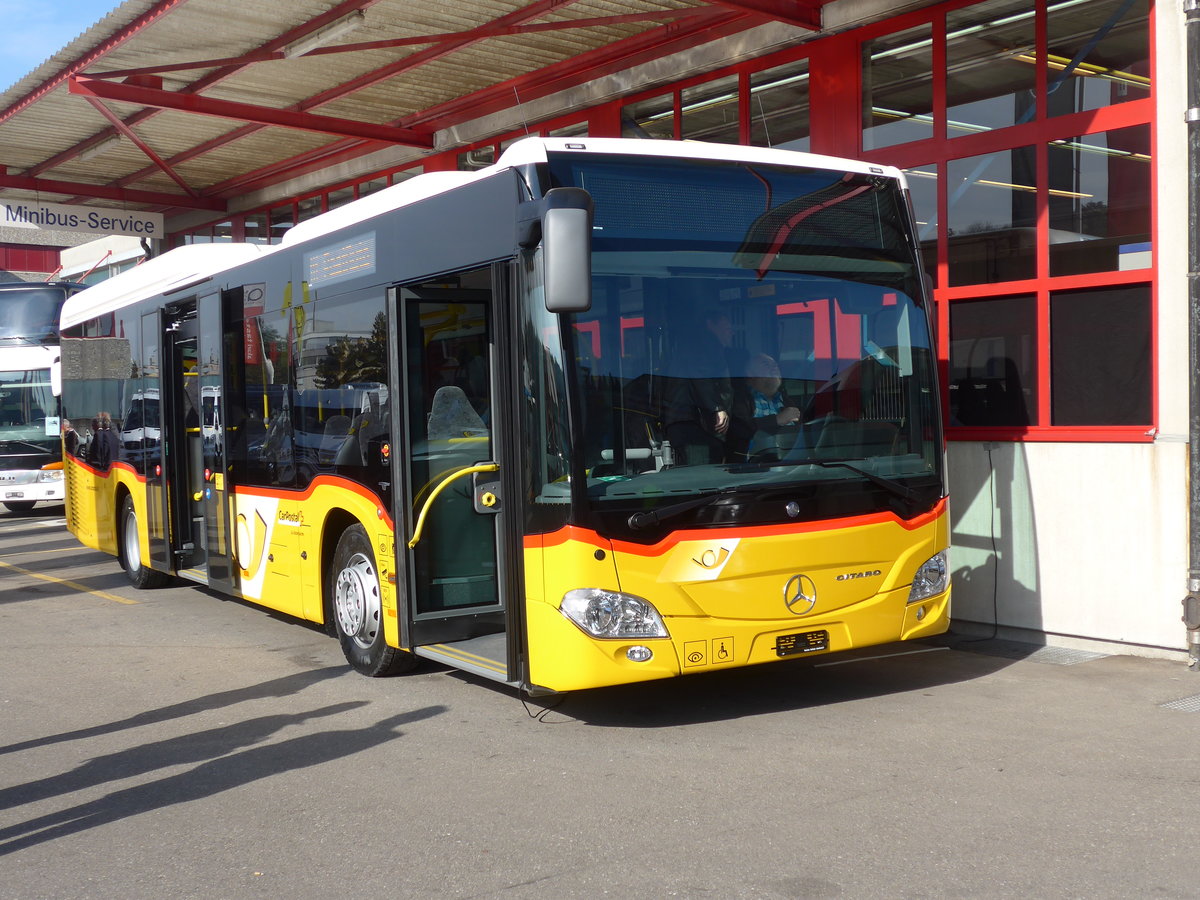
[334, 553, 379, 648]
[123, 508, 140, 570]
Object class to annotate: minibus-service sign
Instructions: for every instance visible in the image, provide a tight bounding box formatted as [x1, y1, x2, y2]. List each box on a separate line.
[2, 200, 163, 239]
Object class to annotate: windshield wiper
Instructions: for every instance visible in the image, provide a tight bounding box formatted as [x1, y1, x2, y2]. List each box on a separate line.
[627, 484, 757, 530]
[1, 440, 54, 455]
[803, 458, 916, 503]
[626, 459, 925, 531]
[735, 455, 917, 503]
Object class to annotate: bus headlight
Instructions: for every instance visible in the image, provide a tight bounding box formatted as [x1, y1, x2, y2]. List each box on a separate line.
[561, 589, 669, 639]
[36, 469, 64, 483]
[908, 550, 949, 604]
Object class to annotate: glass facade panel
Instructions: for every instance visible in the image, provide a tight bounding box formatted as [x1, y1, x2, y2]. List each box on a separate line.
[358, 177, 388, 197]
[946, 0, 1037, 137]
[947, 148, 1037, 286]
[297, 195, 323, 222]
[681, 74, 740, 144]
[622, 93, 674, 140]
[904, 166, 938, 284]
[862, 24, 934, 150]
[458, 146, 495, 171]
[1050, 285, 1150, 425]
[749, 58, 810, 151]
[949, 295, 1036, 426]
[327, 186, 355, 210]
[270, 205, 293, 241]
[243, 213, 269, 245]
[1048, 125, 1151, 276]
[1047, 0, 1150, 117]
[549, 121, 588, 138]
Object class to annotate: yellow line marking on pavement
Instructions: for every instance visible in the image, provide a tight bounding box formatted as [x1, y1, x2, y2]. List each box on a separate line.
[0, 559, 138, 605]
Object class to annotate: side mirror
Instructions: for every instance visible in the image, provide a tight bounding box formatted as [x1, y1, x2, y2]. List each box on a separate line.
[542, 187, 593, 313]
[50, 356, 62, 397]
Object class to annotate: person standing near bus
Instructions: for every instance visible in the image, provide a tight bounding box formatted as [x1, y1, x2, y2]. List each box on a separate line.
[88, 413, 119, 470]
[62, 419, 79, 457]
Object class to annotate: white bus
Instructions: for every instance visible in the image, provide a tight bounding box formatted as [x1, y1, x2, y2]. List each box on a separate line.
[0, 281, 84, 511]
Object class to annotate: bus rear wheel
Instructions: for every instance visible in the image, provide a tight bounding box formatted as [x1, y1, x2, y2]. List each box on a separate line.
[330, 524, 417, 677]
[118, 495, 170, 588]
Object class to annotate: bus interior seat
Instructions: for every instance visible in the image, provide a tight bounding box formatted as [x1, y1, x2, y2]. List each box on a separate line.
[333, 405, 389, 467]
[318, 415, 351, 463]
[427, 385, 487, 439]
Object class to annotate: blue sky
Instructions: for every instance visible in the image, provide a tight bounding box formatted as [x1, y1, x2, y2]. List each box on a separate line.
[0, 1, 119, 93]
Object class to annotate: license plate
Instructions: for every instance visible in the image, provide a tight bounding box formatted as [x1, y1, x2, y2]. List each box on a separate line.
[5, 491, 24, 499]
[775, 630, 829, 657]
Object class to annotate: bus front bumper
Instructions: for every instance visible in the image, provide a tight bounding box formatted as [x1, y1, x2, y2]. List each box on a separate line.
[526, 585, 951, 693]
[1, 470, 65, 505]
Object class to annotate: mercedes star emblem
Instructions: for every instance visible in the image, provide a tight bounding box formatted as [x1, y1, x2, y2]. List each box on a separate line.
[783, 573, 818, 616]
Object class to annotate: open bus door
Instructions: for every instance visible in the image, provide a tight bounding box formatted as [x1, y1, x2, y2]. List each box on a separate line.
[388, 266, 524, 687]
[162, 292, 234, 590]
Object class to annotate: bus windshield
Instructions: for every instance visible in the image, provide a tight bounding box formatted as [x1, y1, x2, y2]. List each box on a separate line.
[543, 152, 943, 531]
[0, 286, 70, 344]
[0, 369, 57, 443]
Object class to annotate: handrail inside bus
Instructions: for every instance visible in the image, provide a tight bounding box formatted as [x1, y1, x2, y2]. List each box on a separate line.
[407, 462, 499, 550]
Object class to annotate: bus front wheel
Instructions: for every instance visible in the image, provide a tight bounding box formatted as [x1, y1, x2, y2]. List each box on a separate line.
[330, 524, 417, 677]
[118, 495, 170, 588]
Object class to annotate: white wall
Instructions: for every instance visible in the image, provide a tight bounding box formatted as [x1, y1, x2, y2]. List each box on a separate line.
[949, 442, 1188, 652]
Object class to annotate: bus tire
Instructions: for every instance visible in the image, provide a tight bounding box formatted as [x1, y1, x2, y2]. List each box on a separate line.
[3, 501, 36, 512]
[330, 524, 417, 676]
[118, 494, 170, 589]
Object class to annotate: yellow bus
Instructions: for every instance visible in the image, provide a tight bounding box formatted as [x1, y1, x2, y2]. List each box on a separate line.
[58, 137, 949, 693]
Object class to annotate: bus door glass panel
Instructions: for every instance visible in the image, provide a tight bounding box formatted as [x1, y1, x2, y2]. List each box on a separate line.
[197, 293, 232, 587]
[141, 312, 168, 571]
[168, 298, 226, 579]
[171, 314, 207, 572]
[400, 272, 501, 626]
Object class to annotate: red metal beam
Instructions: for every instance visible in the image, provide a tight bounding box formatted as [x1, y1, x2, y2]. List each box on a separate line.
[88, 8, 709, 80]
[81, 96, 199, 197]
[298, 0, 582, 114]
[404, 9, 752, 130]
[210, 8, 757, 198]
[68, 75, 434, 146]
[0, 0, 190, 126]
[0, 173, 225, 210]
[29, 0, 387, 178]
[102, 0, 585, 195]
[703, 0, 822, 30]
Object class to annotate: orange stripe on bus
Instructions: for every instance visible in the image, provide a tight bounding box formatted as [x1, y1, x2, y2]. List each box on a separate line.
[231, 476, 393, 529]
[529, 498, 947, 555]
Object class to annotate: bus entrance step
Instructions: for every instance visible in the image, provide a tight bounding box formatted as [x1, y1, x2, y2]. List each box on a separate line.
[414, 633, 512, 686]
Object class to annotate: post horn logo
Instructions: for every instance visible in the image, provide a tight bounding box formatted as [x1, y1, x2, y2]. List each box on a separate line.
[783, 574, 818, 616]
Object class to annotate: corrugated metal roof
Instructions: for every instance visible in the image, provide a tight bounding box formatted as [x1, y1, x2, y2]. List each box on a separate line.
[0, 0, 834, 219]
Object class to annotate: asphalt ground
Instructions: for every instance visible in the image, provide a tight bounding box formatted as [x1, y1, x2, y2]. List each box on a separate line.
[2, 502, 1198, 900]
